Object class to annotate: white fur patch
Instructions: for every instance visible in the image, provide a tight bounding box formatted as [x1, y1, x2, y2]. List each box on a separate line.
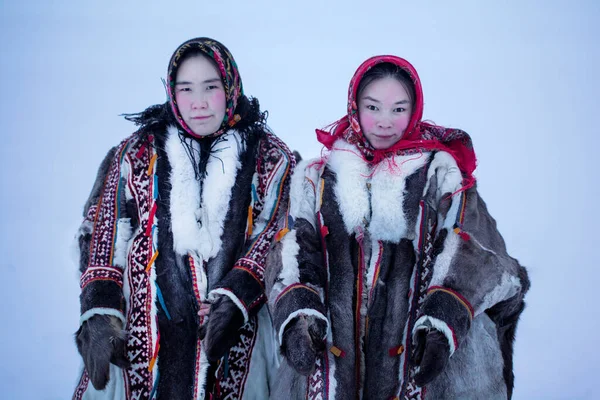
[288, 159, 317, 226]
[429, 230, 460, 287]
[477, 272, 522, 315]
[413, 315, 457, 356]
[79, 307, 126, 327]
[369, 153, 428, 242]
[327, 139, 370, 234]
[277, 308, 329, 346]
[424, 151, 462, 203]
[71, 219, 93, 276]
[270, 230, 301, 306]
[112, 218, 133, 269]
[208, 288, 250, 323]
[167, 127, 243, 260]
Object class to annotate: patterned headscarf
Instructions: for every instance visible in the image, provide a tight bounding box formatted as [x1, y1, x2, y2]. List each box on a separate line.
[317, 55, 477, 188]
[167, 37, 243, 138]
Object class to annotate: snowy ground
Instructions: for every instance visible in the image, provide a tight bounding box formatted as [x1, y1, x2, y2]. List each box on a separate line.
[1, 1, 598, 399]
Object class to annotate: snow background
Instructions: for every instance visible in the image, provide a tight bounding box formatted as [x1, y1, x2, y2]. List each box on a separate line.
[1, 0, 598, 398]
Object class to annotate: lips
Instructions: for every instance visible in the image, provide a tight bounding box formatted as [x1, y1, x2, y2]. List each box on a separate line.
[191, 115, 212, 120]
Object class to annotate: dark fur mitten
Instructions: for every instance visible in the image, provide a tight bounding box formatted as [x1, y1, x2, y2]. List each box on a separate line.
[281, 315, 326, 376]
[75, 314, 129, 390]
[199, 295, 244, 362]
[412, 328, 450, 387]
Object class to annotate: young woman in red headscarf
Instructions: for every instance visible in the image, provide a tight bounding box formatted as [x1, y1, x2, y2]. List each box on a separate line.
[268, 56, 529, 400]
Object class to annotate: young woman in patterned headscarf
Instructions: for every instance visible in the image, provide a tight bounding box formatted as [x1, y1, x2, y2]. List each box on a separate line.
[268, 56, 529, 399]
[73, 37, 294, 399]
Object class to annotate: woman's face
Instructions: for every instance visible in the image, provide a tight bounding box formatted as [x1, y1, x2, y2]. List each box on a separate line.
[358, 76, 412, 150]
[174, 55, 227, 136]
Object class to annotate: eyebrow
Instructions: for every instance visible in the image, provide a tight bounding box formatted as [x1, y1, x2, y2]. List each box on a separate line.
[175, 78, 221, 85]
[361, 96, 410, 105]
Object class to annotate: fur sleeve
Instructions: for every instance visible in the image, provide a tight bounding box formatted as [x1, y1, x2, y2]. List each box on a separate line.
[266, 159, 329, 345]
[413, 152, 529, 355]
[210, 133, 295, 321]
[78, 139, 133, 326]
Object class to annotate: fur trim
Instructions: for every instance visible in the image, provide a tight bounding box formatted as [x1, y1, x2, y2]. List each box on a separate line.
[429, 229, 460, 287]
[478, 272, 522, 315]
[288, 159, 317, 225]
[167, 126, 243, 260]
[327, 139, 370, 234]
[71, 219, 93, 277]
[112, 218, 133, 268]
[424, 151, 462, 203]
[79, 308, 126, 327]
[271, 230, 300, 297]
[369, 153, 428, 242]
[277, 308, 329, 346]
[413, 315, 457, 356]
[208, 288, 250, 323]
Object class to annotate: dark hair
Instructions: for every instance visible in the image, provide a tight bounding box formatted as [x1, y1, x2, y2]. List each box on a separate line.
[356, 62, 416, 105]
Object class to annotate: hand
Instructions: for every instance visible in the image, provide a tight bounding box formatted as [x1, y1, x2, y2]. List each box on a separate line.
[412, 328, 450, 387]
[75, 314, 129, 390]
[281, 315, 326, 375]
[199, 296, 245, 362]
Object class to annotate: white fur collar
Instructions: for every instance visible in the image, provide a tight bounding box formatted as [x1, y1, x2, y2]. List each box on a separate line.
[327, 139, 428, 242]
[166, 126, 244, 260]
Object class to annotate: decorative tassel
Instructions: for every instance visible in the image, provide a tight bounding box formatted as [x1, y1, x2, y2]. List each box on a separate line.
[135, 142, 147, 159]
[155, 282, 171, 320]
[330, 345, 346, 358]
[148, 343, 160, 371]
[146, 203, 158, 236]
[147, 153, 158, 176]
[228, 114, 241, 127]
[321, 225, 329, 237]
[146, 250, 159, 273]
[388, 345, 404, 357]
[275, 227, 289, 242]
[453, 226, 471, 241]
[246, 205, 253, 237]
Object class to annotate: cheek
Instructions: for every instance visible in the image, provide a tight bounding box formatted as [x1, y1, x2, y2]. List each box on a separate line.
[211, 90, 227, 112]
[175, 93, 191, 110]
[359, 113, 376, 132]
[393, 114, 411, 132]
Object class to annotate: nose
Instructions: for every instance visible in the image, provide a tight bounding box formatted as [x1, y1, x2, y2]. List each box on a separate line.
[377, 117, 393, 129]
[191, 94, 209, 109]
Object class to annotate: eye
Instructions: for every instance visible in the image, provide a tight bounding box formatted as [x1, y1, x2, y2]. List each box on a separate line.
[177, 87, 191, 92]
[207, 84, 222, 91]
[394, 107, 406, 113]
[366, 105, 378, 111]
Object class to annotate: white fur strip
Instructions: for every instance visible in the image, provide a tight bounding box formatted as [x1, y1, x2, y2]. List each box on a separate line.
[277, 308, 329, 346]
[278, 229, 300, 286]
[166, 126, 202, 255]
[327, 139, 370, 234]
[369, 153, 427, 242]
[477, 272, 521, 315]
[288, 159, 317, 225]
[428, 229, 460, 287]
[112, 218, 133, 269]
[79, 308, 126, 327]
[208, 288, 250, 323]
[413, 315, 457, 356]
[270, 230, 301, 306]
[167, 126, 242, 261]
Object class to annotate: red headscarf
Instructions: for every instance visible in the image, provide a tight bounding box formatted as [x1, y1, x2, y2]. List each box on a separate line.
[317, 55, 477, 189]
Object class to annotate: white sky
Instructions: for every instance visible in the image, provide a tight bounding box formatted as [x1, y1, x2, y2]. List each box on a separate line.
[1, 1, 598, 398]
